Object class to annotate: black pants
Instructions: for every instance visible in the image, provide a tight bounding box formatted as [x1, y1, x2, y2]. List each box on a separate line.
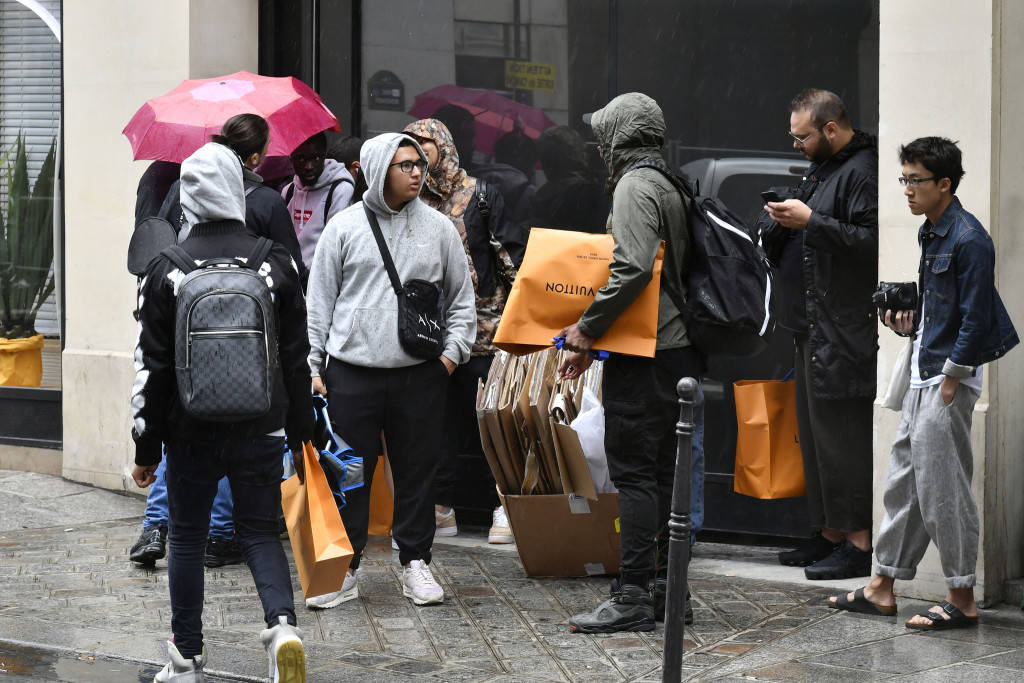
[325, 358, 448, 568]
[603, 346, 703, 588]
[434, 354, 496, 509]
[164, 435, 294, 659]
[793, 336, 873, 532]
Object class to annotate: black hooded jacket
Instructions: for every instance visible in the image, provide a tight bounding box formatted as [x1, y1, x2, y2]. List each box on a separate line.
[758, 130, 879, 400]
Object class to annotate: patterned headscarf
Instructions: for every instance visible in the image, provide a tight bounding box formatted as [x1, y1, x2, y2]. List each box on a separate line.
[402, 118, 468, 205]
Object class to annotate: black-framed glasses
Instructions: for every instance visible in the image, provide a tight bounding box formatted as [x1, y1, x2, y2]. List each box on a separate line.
[389, 159, 427, 174]
[898, 176, 937, 187]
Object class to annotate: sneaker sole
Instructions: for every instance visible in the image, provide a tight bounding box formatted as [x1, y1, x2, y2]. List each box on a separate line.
[130, 547, 165, 564]
[403, 585, 444, 605]
[487, 535, 514, 544]
[305, 586, 358, 610]
[434, 527, 458, 537]
[204, 556, 244, 568]
[779, 557, 820, 567]
[273, 639, 305, 683]
[804, 567, 871, 581]
[568, 618, 655, 634]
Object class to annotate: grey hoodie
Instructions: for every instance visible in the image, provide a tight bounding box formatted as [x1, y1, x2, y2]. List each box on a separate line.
[282, 158, 354, 267]
[306, 133, 476, 372]
[180, 142, 245, 226]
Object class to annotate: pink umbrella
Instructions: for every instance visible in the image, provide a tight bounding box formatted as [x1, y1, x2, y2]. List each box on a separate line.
[408, 84, 556, 157]
[123, 71, 340, 163]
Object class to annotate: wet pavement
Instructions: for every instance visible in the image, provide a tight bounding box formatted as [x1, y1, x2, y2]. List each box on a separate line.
[1, 469, 1023, 681]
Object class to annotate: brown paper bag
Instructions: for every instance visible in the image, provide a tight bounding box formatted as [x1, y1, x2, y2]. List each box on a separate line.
[367, 455, 394, 536]
[281, 441, 354, 598]
[733, 378, 805, 499]
[494, 228, 664, 358]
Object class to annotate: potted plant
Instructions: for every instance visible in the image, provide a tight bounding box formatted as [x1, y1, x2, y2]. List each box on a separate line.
[0, 134, 57, 387]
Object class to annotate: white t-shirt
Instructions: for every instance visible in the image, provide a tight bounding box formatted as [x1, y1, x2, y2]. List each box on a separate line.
[910, 299, 983, 393]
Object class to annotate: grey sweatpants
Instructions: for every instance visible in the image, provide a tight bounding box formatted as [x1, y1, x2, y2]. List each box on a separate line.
[874, 382, 980, 589]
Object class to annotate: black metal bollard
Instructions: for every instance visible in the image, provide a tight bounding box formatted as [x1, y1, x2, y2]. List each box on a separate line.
[662, 377, 697, 683]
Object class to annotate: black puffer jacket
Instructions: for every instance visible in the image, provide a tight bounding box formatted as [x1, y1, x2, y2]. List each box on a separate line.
[759, 131, 879, 400]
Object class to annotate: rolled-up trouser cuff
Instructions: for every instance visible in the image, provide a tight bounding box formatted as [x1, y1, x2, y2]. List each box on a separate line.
[874, 562, 916, 581]
[945, 573, 976, 589]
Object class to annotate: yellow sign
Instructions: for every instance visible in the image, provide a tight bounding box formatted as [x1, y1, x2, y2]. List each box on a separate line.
[504, 60, 556, 93]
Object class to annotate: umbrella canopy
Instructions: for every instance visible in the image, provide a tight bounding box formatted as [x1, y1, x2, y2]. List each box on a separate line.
[123, 71, 340, 163]
[408, 84, 556, 157]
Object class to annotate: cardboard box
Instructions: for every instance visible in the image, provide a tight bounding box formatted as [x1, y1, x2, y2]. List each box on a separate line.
[500, 491, 620, 577]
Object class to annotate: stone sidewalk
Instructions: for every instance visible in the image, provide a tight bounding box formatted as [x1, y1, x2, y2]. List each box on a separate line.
[1, 469, 1023, 681]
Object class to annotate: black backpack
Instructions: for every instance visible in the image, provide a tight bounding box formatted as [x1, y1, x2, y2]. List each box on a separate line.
[161, 238, 279, 421]
[627, 161, 775, 357]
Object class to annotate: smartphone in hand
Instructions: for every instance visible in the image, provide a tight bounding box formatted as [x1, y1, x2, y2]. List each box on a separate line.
[760, 190, 781, 203]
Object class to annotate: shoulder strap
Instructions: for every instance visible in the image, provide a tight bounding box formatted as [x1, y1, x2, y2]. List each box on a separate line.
[362, 206, 404, 296]
[244, 182, 258, 198]
[162, 245, 196, 274]
[284, 182, 295, 206]
[475, 177, 490, 220]
[323, 179, 345, 220]
[245, 237, 274, 272]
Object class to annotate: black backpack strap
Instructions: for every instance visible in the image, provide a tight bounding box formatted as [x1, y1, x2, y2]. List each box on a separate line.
[363, 205, 404, 296]
[284, 182, 295, 206]
[245, 237, 274, 272]
[323, 179, 346, 221]
[244, 181, 259, 198]
[475, 177, 490, 220]
[162, 245, 196, 274]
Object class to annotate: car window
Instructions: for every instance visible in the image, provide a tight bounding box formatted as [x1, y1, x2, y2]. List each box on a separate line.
[717, 173, 802, 229]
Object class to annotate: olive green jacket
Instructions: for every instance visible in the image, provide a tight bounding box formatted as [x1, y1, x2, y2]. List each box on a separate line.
[578, 92, 690, 350]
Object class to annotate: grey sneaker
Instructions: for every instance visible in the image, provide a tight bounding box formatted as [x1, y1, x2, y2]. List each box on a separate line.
[568, 584, 655, 634]
[259, 615, 305, 683]
[154, 641, 205, 682]
[305, 569, 358, 609]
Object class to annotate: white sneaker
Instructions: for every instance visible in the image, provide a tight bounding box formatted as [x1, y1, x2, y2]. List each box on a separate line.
[154, 641, 206, 682]
[434, 508, 458, 536]
[401, 559, 444, 605]
[488, 506, 514, 544]
[391, 536, 399, 550]
[259, 615, 305, 683]
[304, 568, 358, 609]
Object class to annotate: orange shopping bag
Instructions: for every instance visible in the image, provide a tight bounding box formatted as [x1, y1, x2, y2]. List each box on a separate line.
[493, 228, 664, 358]
[732, 374, 805, 499]
[367, 454, 394, 536]
[281, 442, 354, 598]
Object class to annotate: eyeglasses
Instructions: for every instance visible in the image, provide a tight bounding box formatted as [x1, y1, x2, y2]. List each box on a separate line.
[898, 176, 937, 187]
[389, 159, 427, 174]
[788, 129, 819, 145]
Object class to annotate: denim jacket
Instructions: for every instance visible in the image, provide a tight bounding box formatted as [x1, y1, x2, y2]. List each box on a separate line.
[915, 197, 1018, 381]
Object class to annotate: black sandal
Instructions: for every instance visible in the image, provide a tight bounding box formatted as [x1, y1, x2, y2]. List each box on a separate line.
[828, 587, 898, 616]
[905, 600, 978, 630]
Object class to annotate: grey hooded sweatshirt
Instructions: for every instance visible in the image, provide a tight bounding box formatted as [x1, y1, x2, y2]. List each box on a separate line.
[306, 133, 476, 373]
[282, 158, 354, 267]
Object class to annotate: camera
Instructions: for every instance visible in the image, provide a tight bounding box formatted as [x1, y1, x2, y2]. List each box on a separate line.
[872, 281, 918, 312]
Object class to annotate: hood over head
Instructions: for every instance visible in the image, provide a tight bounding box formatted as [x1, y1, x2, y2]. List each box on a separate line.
[360, 132, 427, 216]
[180, 142, 245, 226]
[588, 92, 666, 185]
[402, 118, 466, 202]
[537, 125, 589, 180]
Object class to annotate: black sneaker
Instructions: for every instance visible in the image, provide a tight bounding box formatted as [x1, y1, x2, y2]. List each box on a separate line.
[129, 526, 166, 565]
[778, 533, 841, 567]
[204, 535, 244, 568]
[568, 584, 655, 634]
[804, 540, 872, 580]
[651, 577, 693, 625]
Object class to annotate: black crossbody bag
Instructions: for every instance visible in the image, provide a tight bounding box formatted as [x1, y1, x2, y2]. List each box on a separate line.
[363, 206, 445, 359]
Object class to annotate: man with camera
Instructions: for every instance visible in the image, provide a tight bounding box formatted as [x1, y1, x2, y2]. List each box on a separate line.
[758, 89, 879, 580]
[829, 136, 1017, 629]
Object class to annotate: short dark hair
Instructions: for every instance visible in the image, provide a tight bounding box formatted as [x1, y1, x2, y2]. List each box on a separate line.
[397, 138, 418, 150]
[494, 130, 537, 175]
[211, 113, 269, 160]
[292, 131, 327, 155]
[328, 135, 363, 165]
[790, 88, 850, 129]
[898, 136, 965, 193]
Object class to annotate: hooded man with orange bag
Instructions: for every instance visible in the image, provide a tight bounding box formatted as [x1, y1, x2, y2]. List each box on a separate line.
[559, 92, 703, 634]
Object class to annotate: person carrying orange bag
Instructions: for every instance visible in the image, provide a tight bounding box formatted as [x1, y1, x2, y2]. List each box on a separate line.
[556, 93, 704, 634]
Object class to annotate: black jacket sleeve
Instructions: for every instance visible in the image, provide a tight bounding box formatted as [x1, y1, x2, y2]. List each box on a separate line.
[490, 184, 527, 267]
[249, 188, 308, 290]
[270, 245, 314, 451]
[803, 172, 878, 261]
[131, 261, 177, 466]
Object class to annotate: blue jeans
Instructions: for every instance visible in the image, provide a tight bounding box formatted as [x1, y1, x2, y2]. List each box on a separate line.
[164, 435, 295, 658]
[143, 450, 235, 538]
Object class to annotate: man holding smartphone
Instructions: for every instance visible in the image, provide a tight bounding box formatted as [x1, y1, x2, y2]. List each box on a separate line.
[756, 89, 879, 580]
[829, 137, 1016, 629]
